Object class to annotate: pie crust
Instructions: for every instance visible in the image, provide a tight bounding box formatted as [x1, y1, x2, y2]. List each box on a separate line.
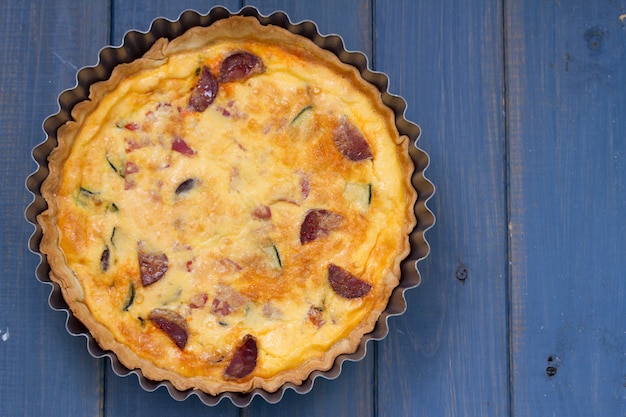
[39, 16, 417, 395]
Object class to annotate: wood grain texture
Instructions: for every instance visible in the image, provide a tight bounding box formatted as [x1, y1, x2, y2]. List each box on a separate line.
[1, 1, 109, 416]
[374, 0, 510, 416]
[506, 1, 626, 416]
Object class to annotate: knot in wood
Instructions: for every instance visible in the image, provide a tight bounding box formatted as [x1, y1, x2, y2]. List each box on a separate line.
[454, 264, 468, 281]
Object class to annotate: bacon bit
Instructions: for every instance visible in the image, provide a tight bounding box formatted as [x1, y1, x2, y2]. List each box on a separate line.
[252, 205, 272, 220]
[124, 161, 139, 175]
[210, 286, 247, 316]
[185, 260, 194, 272]
[123, 161, 140, 190]
[307, 306, 325, 328]
[300, 174, 310, 200]
[171, 136, 196, 156]
[216, 258, 243, 272]
[262, 302, 282, 319]
[125, 139, 142, 153]
[211, 298, 233, 316]
[124, 122, 139, 131]
[217, 101, 247, 120]
[124, 137, 152, 153]
[189, 292, 208, 309]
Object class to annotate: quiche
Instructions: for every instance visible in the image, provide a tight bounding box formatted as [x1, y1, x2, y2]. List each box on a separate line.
[39, 16, 416, 395]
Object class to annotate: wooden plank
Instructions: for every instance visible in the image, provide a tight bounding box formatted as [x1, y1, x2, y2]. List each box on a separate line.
[250, 0, 373, 56]
[506, 1, 626, 416]
[243, 1, 376, 416]
[110, 0, 242, 46]
[374, 1, 510, 416]
[3, 1, 109, 416]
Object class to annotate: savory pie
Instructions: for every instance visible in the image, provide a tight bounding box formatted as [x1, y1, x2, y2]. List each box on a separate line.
[39, 16, 416, 395]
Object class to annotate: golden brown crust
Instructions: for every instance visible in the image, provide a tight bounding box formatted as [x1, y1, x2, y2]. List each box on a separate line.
[39, 16, 416, 395]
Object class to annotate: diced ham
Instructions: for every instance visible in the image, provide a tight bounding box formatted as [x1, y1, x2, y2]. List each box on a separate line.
[307, 306, 325, 328]
[300, 174, 310, 200]
[124, 137, 151, 153]
[189, 292, 208, 309]
[171, 135, 196, 156]
[252, 205, 272, 220]
[216, 258, 243, 273]
[210, 285, 247, 317]
[124, 122, 139, 131]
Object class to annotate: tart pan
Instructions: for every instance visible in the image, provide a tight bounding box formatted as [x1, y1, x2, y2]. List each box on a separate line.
[25, 6, 435, 407]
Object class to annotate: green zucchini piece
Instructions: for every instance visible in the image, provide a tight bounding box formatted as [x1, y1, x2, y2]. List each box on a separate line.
[79, 187, 97, 196]
[122, 283, 135, 311]
[107, 203, 119, 213]
[106, 153, 125, 178]
[161, 288, 183, 306]
[343, 182, 372, 212]
[75, 187, 100, 207]
[262, 243, 282, 270]
[290, 104, 313, 125]
[110, 227, 117, 246]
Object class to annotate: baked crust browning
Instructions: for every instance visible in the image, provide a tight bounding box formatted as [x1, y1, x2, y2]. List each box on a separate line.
[39, 16, 416, 395]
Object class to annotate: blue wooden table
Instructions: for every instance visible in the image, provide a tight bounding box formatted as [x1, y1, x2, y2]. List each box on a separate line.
[2, 1, 625, 415]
